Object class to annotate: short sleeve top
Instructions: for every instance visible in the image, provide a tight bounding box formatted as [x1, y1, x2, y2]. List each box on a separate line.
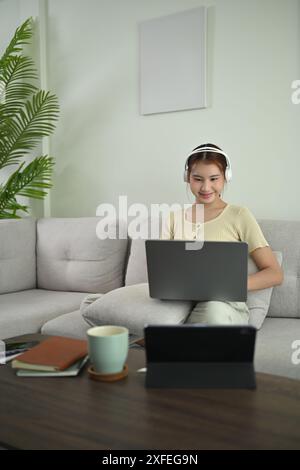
[160, 204, 269, 254]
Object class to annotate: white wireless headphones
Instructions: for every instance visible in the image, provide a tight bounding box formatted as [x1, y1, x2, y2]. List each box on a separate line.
[183, 146, 232, 183]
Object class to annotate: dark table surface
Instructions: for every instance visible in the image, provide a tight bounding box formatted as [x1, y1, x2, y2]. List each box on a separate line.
[0, 334, 300, 450]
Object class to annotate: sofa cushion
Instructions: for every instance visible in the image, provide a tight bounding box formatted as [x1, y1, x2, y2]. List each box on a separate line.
[37, 217, 128, 293]
[81, 283, 194, 336]
[125, 238, 147, 286]
[41, 310, 90, 339]
[255, 317, 300, 380]
[79, 293, 104, 315]
[247, 251, 283, 329]
[0, 218, 36, 294]
[125, 214, 161, 286]
[258, 219, 300, 319]
[0, 289, 89, 340]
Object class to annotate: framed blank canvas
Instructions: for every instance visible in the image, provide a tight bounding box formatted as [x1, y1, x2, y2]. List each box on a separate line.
[139, 7, 207, 115]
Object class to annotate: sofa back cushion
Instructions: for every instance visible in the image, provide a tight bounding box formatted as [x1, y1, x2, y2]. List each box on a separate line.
[125, 238, 147, 287]
[247, 251, 282, 328]
[37, 218, 128, 293]
[258, 219, 300, 319]
[0, 218, 36, 294]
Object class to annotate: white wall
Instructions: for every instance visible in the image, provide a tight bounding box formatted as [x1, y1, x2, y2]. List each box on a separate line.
[1, 0, 300, 220]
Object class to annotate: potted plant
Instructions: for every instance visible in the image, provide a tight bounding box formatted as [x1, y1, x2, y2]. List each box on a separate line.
[0, 17, 59, 218]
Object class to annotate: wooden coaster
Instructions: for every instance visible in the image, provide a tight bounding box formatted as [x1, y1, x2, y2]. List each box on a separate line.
[88, 364, 128, 382]
[132, 338, 145, 348]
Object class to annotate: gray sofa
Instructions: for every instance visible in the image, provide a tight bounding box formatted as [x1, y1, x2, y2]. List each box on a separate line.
[0, 216, 299, 380]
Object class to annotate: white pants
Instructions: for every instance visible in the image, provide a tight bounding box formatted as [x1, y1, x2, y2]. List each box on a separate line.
[185, 301, 249, 325]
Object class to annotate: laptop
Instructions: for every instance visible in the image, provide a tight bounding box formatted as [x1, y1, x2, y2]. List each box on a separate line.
[145, 240, 248, 302]
[144, 325, 257, 389]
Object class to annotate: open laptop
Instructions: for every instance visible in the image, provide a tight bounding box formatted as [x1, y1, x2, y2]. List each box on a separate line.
[144, 324, 257, 389]
[145, 240, 248, 302]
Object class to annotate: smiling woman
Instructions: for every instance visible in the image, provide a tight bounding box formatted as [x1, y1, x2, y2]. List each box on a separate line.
[160, 143, 283, 326]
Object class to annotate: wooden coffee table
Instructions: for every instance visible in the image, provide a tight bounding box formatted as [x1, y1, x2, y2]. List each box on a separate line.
[0, 334, 300, 449]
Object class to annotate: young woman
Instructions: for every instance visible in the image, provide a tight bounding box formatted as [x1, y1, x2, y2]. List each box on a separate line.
[160, 143, 283, 325]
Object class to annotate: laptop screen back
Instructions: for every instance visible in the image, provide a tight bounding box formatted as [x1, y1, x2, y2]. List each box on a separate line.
[146, 240, 248, 302]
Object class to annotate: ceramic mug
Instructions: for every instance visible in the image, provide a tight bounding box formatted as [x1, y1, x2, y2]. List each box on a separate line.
[87, 325, 129, 374]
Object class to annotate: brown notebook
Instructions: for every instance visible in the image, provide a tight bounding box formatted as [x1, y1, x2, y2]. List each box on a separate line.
[11, 336, 88, 371]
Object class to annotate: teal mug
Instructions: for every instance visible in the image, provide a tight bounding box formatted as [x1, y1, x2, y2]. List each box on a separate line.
[87, 325, 129, 374]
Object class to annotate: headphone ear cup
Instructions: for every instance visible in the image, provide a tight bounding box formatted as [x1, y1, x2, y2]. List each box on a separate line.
[183, 157, 189, 182]
[225, 167, 232, 182]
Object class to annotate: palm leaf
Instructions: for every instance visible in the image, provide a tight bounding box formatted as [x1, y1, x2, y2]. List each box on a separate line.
[0, 56, 38, 113]
[0, 156, 55, 217]
[0, 90, 59, 168]
[0, 17, 59, 218]
[0, 197, 29, 219]
[0, 18, 33, 67]
[0, 18, 37, 122]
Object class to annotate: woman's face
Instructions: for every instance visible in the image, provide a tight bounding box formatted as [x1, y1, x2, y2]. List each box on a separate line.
[189, 161, 225, 205]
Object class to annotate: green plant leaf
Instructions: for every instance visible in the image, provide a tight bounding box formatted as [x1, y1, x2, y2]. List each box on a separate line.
[0, 17, 59, 218]
[0, 90, 59, 168]
[0, 156, 55, 217]
[0, 18, 33, 66]
[0, 56, 38, 112]
[0, 196, 29, 219]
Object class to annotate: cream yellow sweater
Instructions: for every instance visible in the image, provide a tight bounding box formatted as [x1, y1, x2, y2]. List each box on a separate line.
[160, 204, 269, 254]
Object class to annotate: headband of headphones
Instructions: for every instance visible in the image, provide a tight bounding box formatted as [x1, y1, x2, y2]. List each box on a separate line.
[184, 146, 232, 182]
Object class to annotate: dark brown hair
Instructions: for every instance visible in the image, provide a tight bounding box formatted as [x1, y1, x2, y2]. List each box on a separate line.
[186, 143, 227, 181]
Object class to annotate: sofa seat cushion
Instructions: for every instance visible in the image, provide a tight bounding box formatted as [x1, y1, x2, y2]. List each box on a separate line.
[255, 318, 300, 380]
[0, 218, 36, 294]
[0, 289, 89, 340]
[41, 310, 90, 339]
[82, 283, 194, 336]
